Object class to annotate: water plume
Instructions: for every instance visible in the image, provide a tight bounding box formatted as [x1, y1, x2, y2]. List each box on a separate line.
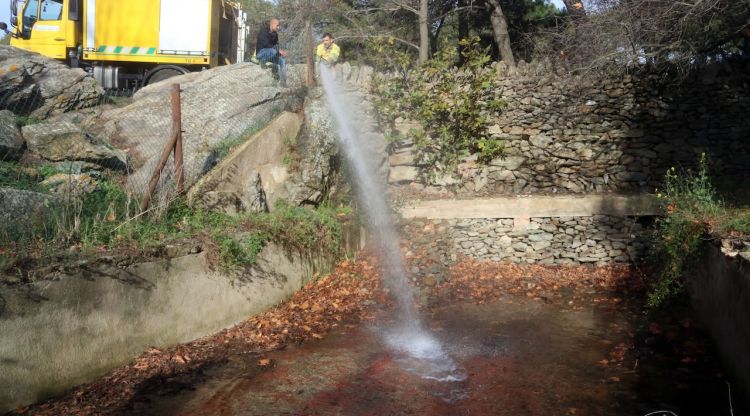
[319, 66, 466, 391]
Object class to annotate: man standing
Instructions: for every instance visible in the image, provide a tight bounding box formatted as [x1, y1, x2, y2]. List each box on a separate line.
[315, 33, 340, 65]
[256, 18, 288, 87]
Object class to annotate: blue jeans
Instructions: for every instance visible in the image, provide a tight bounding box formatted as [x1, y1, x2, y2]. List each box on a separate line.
[256, 47, 287, 86]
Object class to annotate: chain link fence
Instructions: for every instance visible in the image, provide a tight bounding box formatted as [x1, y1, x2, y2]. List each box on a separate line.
[0, 54, 305, 260]
[0, 1, 328, 264]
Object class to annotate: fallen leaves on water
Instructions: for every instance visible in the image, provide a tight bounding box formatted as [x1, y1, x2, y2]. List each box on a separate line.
[19, 257, 383, 416]
[431, 259, 645, 309]
[258, 358, 271, 366]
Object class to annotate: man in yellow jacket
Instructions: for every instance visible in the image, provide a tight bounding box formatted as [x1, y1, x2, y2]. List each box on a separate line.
[315, 33, 340, 65]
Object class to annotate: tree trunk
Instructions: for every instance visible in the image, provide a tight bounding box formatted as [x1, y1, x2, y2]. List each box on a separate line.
[418, 0, 429, 63]
[562, 0, 587, 21]
[484, 0, 515, 67]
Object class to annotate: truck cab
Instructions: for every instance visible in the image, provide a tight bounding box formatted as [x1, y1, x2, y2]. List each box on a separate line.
[11, 0, 81, 64]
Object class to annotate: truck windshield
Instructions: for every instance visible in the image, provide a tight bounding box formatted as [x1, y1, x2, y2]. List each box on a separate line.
[22, 0, 39, 35]
[39, 0, 62, 21]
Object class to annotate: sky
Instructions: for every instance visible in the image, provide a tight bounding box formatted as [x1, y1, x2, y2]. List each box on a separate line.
[1, 1, 9, 28]
[550, 0, 566, 9]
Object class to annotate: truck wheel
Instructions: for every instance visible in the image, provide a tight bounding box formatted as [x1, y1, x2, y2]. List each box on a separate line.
[145, 66, 189, 85]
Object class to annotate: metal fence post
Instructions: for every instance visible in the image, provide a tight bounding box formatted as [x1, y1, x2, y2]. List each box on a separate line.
[139, 83, 183, 212]
[171, 84, 184, 193]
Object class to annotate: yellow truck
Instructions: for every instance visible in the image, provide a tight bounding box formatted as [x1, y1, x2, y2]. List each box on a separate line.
[3, 0, 249, 88]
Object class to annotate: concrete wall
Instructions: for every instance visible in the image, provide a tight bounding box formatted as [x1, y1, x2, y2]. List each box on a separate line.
[685, 242, 750, 402]
[0, 243, 317, 412]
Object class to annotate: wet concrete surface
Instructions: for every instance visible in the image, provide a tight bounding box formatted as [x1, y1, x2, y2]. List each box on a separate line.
[127, 297, 743, 416]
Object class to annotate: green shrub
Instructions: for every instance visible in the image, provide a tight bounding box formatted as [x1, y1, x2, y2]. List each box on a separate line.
[649, 155, 719, 307]
[0, 161, 61, 192]
[370, 37, 506, 178]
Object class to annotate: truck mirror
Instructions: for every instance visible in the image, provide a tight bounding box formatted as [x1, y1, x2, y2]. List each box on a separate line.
[0, 23, 7, 32]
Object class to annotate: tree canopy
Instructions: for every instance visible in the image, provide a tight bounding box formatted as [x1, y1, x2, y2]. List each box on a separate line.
[238, 0, 750, 73]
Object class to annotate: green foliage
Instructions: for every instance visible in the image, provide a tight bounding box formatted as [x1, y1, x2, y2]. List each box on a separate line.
[365, 36, 416, 76]
[215, 232, 266, 269]
[1, 189, 350, 275]
[15, 116, 41, 128]
[371, 37, 506, 178]
[0, 161, 44, 192]
[649, 155, 719, 308]
[497, 0, 567, 61]
[0, 161, 62, 192]
[721, 210, 750, 235]
[210, 124, 264, 161]
[248, 200, 348, 257]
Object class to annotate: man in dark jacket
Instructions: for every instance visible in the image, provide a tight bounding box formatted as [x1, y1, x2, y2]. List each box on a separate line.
[256, 18, 288, 87]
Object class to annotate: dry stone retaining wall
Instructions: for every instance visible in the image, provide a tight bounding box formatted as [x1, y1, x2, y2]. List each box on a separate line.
[444, 215, 649, 265]
[385, 60, 750, 196]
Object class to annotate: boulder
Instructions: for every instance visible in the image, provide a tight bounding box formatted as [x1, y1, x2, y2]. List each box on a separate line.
[41, 173, 98, 196]
[188, 112, 313, 213]
[0, 110, 23, 160]
[93, 63, 304, 195]
[0, 188, 60, 236]
[21, 121, 127, 171]
[0, 46, 104, 119]
[290, 93, 342, 204]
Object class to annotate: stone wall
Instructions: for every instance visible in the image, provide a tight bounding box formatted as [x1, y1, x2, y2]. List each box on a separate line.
[399, 195, 655, 266]
[407, 215, 649, 267]
[446, 215, 648, 265]
[386, 60, 750, 196]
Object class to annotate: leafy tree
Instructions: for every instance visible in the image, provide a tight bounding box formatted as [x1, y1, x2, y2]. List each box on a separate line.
[371, 37, 507, 178]
[552, 0, 750, 75]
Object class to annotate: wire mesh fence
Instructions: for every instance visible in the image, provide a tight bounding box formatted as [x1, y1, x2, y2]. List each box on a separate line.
[0, 2, 334, 259]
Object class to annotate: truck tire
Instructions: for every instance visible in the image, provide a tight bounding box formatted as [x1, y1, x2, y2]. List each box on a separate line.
[145, 65, 189, 85]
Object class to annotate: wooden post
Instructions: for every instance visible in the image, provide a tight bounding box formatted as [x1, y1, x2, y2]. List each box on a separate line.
[139, 83, 183, 212]
[171, 84, 184, 193]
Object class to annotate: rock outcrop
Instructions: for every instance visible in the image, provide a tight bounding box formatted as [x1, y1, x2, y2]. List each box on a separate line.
[92, 63, 303, 195]
[0, 46, 104, 119]
[0, 188, 60, 235]
[21, 121, 127, 171]
[187, 112, 305, 213]
[0, 110, 23, 160]
[187, 105, 342, 213]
